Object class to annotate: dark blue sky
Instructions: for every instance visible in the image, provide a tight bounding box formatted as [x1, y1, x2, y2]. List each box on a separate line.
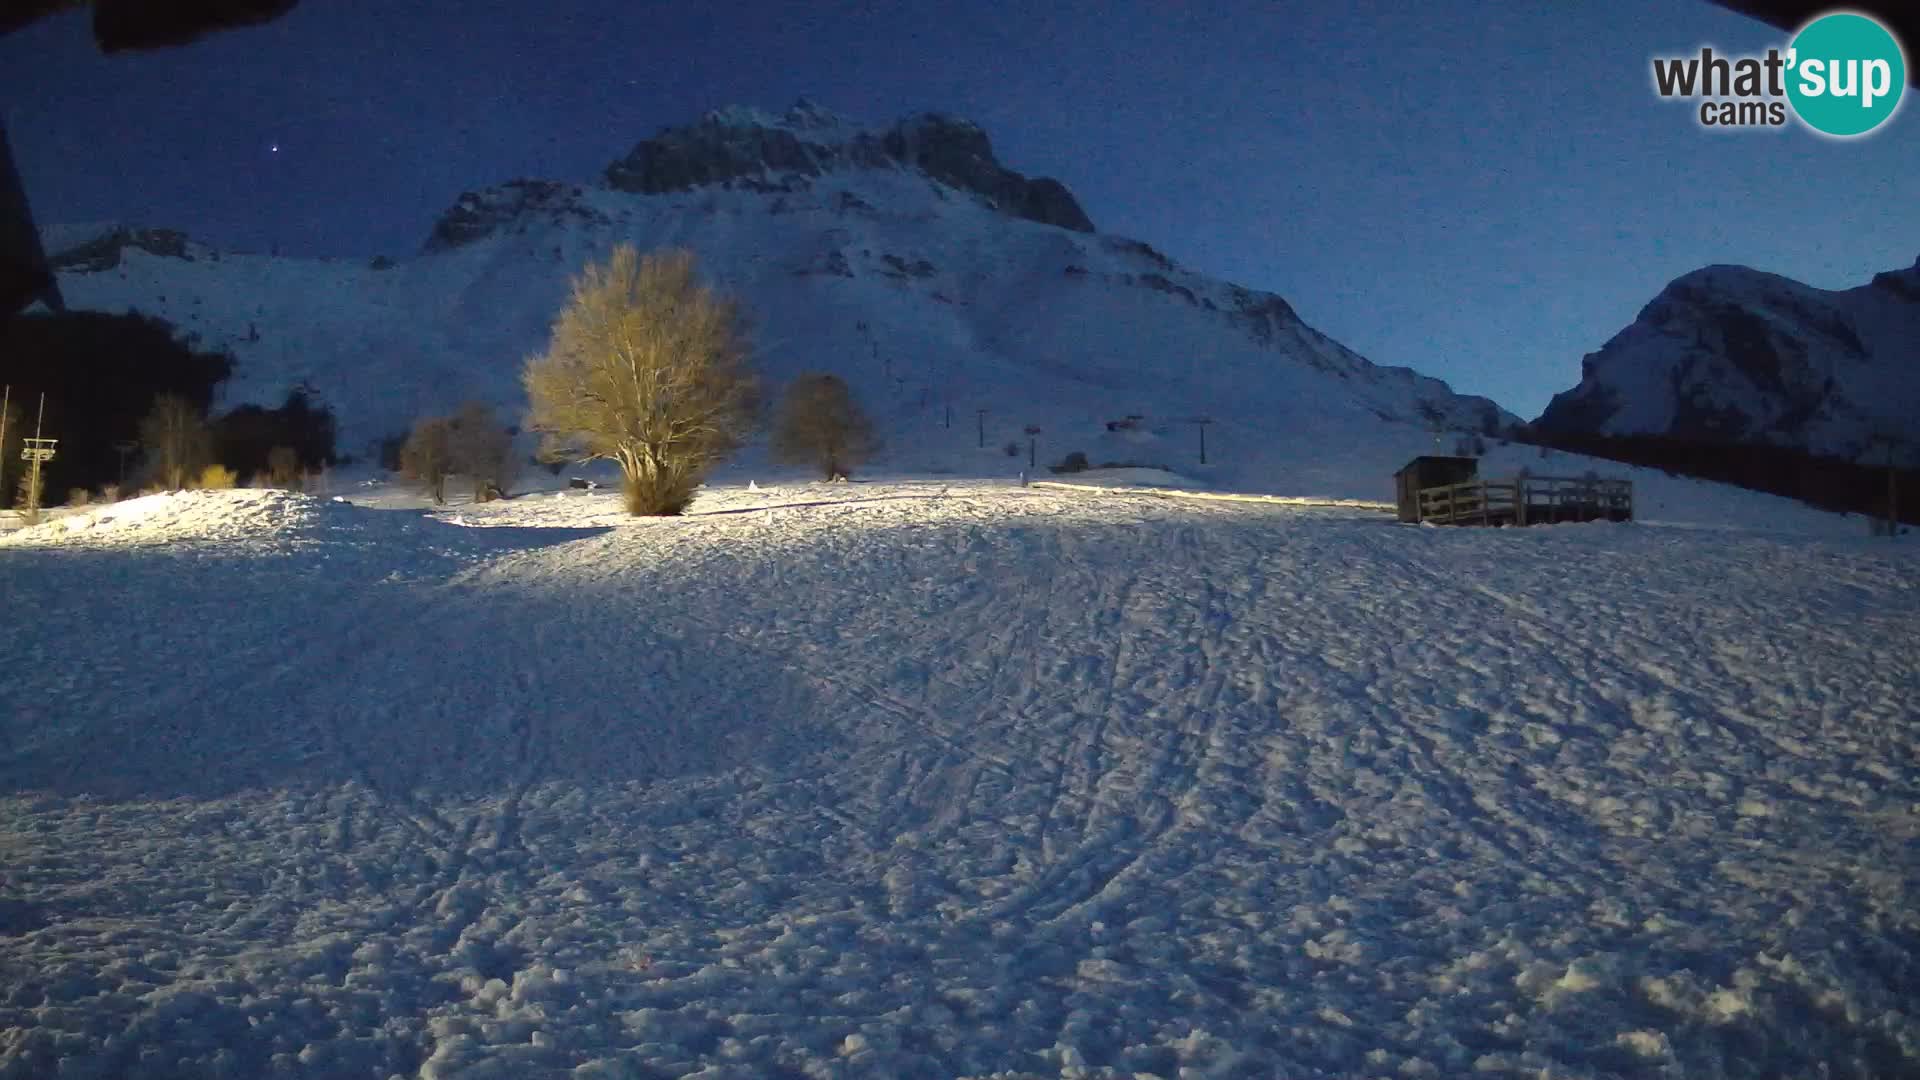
[3, 0, 1915, 418]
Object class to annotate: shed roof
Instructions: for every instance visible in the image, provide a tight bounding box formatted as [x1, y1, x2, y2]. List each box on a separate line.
[1393, 455, 1477, 477]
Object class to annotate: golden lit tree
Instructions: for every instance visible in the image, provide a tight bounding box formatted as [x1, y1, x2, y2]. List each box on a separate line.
[522, 246, 755, 515]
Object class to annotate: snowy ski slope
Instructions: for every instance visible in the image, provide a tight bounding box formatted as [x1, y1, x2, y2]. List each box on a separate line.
[2, 481, 1916, 1078]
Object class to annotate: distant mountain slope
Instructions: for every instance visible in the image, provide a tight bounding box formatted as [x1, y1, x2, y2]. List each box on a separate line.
[1535, 257, 1920, 462]
[38, 102, 1515, 496]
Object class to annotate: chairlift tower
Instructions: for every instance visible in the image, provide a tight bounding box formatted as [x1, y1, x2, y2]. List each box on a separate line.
[1186, 416, 1214, 465]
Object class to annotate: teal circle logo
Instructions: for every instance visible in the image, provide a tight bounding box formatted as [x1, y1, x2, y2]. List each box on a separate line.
[1786, 12, 1906, 137]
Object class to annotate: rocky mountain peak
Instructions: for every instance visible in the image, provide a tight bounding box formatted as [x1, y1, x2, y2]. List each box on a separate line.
[421, 179, 609, 254]
[603, 101, 1095, 233]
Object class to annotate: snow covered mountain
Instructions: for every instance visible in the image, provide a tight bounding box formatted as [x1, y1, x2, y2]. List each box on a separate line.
[36, 101, 1514, 496]
[1534, 257, 1920, 461]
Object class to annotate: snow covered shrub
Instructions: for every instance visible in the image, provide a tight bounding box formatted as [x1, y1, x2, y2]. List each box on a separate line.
[522, 245, 756, 516]
[194, 464, 237, 489]
[65, 488, 91, 507]
[99, 484, 119, 504]
[771, 372, 878, 480]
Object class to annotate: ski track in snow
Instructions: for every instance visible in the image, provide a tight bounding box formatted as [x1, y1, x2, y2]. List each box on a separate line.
[1, 483, 1918, 1079]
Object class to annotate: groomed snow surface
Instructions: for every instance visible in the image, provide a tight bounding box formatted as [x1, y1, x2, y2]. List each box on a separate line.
[2, 480, 1918, 1079]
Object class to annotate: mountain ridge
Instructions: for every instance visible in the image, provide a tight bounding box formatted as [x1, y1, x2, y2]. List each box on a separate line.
[1535, 255, 1920, 462]
[33, 102, 1519, 501]
[599, 100, 1095, 235]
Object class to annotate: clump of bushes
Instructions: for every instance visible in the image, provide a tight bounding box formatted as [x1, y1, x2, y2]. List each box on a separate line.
[400, 401, 517, 504]
[266, 445, 303, 489]
[212, 387, 336, 483]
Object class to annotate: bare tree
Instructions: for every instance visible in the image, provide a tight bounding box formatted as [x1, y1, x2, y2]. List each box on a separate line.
[400, 414, 453, 504]
[447, 401, 515, 502]
[0, 396, 20, 509]
[14, 465, 40, 521]
[771, 372, 878, 480]
[522, 245, 756, 515]
[137, 393, 211, 491]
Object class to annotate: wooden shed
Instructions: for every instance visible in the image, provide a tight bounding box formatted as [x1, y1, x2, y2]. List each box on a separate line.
[1394, 456, 1479, 523]
[1396, 456, 1634, 527]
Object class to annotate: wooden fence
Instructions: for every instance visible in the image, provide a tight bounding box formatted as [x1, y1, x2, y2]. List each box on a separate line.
[1415, 473, 1631, 527]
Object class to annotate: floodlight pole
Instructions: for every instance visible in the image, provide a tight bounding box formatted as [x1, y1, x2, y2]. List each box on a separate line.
[1866, 433, 1902, 539]
[1887, 436, 1900, 540]
[1025, 425, 1041, 470]
[977, 408, 988, 449]
[31, 393, 45, 511]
